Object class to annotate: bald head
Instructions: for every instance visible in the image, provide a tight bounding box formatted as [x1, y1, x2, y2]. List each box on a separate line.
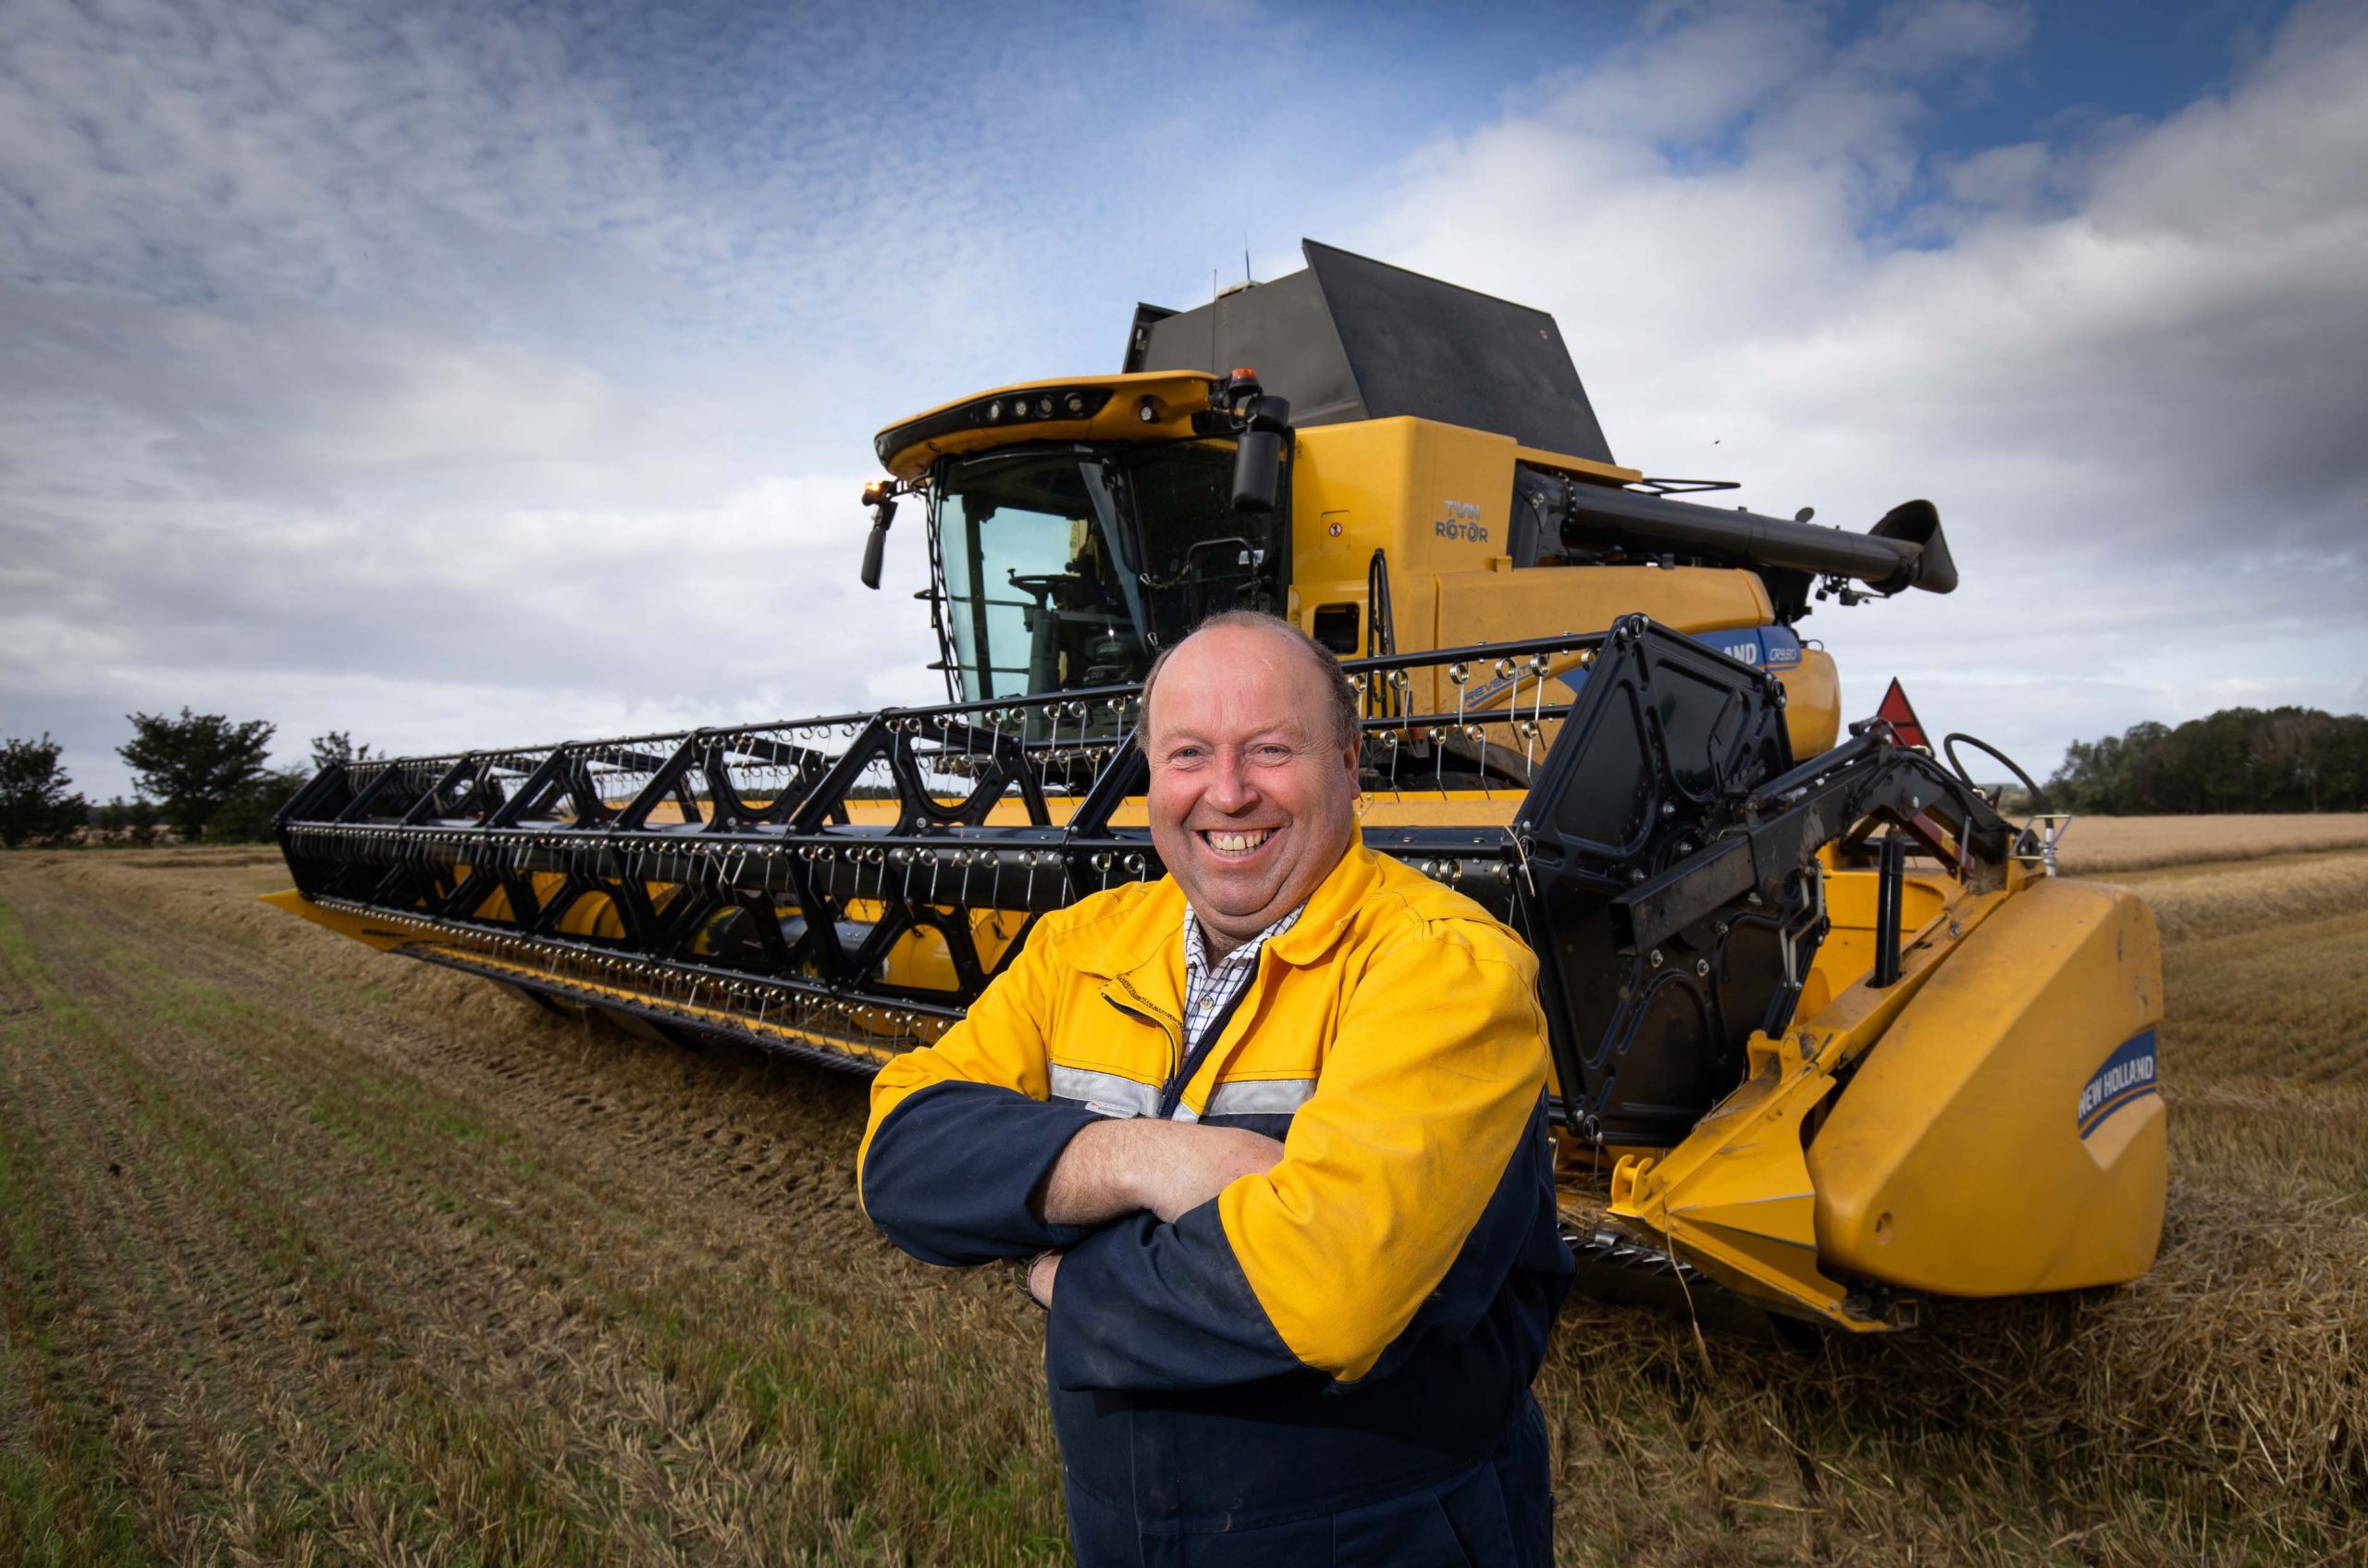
[1138, 611, 1359, 755]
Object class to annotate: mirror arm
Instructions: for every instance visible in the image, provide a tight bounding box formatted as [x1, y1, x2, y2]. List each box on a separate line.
[857, 477, 919, 589]
[1222, 371, 1292, 513]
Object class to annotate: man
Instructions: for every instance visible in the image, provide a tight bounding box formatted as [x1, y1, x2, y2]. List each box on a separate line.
[859, 611, 1573, 1565]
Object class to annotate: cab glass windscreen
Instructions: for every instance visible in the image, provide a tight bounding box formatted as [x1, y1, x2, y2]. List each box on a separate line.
[1124, 442, 1284, 645]
[933, 453, 1142, 700]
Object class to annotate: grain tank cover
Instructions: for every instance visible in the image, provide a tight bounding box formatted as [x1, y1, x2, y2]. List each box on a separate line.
[1123, 240, 1618, 464]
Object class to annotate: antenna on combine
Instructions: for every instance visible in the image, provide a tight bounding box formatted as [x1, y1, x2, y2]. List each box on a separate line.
[1244, 240, 1252, 285]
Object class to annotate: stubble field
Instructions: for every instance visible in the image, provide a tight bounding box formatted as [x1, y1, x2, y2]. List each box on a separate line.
[3, 823, 2364, 1565]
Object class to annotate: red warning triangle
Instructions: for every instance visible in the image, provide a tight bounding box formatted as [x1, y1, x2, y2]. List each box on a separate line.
[1876, 678, 1930, 750]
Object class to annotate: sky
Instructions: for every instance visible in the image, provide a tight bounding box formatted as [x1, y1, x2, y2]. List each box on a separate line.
[3, 0, 2362, 801]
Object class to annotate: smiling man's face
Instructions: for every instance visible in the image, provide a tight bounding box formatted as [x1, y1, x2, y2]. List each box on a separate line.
[1143, 622, 1360, 957]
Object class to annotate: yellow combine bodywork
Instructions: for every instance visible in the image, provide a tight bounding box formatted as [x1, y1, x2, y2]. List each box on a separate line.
[1805, 875, 2164, 1295]
[268, 239, 2162, 1337]
[1606, 864, 2165, 1326]
[884, 380, 1850, 763]
[877, 370, 1223, 480]
[1287, 415, 1847, 760]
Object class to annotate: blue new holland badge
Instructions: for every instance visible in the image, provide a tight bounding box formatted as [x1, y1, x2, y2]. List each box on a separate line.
[2078, 1030, 2159, 1140]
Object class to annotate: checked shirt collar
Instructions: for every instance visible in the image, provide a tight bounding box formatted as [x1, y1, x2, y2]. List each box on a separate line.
[1179, 904, 1301, 1062]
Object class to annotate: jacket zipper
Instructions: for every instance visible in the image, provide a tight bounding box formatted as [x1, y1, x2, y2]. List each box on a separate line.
[1156, 946, 1268, 1119]
[1105, 976, 1182, 1094]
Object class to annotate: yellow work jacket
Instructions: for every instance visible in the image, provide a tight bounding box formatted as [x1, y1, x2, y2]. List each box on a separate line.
[859, 843, 1574, 1526]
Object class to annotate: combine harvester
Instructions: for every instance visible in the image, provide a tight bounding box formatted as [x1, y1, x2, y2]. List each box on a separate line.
[269, 242, 2164, 1335]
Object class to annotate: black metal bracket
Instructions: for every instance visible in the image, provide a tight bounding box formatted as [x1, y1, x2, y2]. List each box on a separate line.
[1505, 616, 2012, 1146]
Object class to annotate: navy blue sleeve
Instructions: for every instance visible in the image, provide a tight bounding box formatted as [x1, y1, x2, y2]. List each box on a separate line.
[1044, 1202, 1310, 1391]
[1045, 1098, 1572, 1392]
[860, 1080, 1104, 1266]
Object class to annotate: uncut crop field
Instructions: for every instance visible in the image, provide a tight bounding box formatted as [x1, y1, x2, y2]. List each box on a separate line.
[2052, 812, 2368, 874]
[4, 837, 2365, 1566]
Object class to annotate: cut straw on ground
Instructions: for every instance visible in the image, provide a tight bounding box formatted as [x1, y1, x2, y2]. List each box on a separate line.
[3, 838, 2364, 1564]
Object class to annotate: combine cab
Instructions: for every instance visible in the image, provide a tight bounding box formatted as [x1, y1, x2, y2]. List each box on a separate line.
[270, 242, 2164, 1332]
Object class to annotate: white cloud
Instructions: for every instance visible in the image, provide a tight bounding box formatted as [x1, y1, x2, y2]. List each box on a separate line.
[1358, 0, 2368, 769]
[2, 470, 944, 795]
[4, 0, 2362, 812]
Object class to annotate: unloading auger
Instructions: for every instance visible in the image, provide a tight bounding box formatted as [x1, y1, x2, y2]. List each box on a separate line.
[271, 613, 2165, 1332]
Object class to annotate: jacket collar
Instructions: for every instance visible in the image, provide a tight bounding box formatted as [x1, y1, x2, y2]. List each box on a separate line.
[1264, 840, 1381, 967]
[1077, 833, 1378, 985]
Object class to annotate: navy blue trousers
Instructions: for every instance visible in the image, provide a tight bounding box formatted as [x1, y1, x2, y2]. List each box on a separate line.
[1062, 1393, 1555, 1567]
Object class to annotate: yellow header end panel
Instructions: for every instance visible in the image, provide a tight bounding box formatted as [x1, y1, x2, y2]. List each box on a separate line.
[1807, 866, 1952, 1016]
[1775, 648, 1841, 758]
[1806, 877, 2166, 1295]
[259, 888, 417, 952]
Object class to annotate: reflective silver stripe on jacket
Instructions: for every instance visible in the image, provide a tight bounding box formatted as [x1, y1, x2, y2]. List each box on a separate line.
[1049, 1065, 1162, 1118]
[1202, 1078, 1318, 1119]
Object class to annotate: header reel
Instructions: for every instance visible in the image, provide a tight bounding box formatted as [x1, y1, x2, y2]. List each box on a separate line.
[277, 617, 2012, 1148]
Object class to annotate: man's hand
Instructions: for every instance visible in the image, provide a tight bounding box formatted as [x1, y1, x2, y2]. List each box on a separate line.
[1028, 1249, 1061, 1308]
[1033, 1118, 1285, 1227]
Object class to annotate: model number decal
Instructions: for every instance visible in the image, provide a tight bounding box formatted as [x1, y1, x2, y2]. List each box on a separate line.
[1712, 628, 1804, 669]
[1435, 500, 1487, 543]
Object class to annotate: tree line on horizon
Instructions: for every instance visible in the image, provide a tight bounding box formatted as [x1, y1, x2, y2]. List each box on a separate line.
[6, 701, 2367, 851]
[2042, 706, 2368, 816]
[0, 713, 369, 848]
